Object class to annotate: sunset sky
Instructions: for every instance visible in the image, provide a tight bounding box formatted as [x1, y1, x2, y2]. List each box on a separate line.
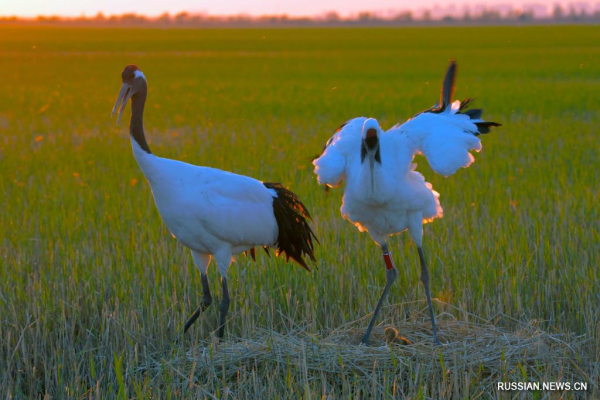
[0, 0, 586, 17]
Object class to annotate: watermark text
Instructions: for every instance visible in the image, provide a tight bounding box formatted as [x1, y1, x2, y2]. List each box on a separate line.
[497, 382, 587, 391]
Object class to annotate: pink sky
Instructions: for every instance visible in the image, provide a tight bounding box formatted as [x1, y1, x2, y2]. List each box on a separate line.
[0, 0, 590, 17]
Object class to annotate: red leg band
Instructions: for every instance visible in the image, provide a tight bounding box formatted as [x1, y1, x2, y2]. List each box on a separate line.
[383, 252, 395, 270]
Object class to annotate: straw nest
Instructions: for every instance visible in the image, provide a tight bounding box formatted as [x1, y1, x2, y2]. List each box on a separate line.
[139, 307, 595, 395]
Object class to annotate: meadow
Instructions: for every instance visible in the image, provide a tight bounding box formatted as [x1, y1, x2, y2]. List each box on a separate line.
[0, 25, 598, 398]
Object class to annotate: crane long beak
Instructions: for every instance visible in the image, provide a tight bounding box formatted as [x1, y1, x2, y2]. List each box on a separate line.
[111, 83, 132, 124]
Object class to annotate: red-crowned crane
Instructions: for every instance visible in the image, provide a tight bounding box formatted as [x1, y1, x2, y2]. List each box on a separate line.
[313, 60, 500, 345]
[112, 65, 317, 339]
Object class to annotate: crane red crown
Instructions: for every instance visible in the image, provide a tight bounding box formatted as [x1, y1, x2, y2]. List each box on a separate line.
[121, 65, 140, 81]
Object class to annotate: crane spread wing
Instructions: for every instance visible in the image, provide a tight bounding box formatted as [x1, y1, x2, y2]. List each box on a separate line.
[386, 60, 500, 177]
[312, 117, 366, 187]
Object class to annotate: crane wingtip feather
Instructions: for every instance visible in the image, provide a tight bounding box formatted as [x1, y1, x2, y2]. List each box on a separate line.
[440, 60, 458, 110]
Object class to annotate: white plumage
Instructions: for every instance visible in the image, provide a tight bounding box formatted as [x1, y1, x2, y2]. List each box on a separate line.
[313, 60, 500, 345]
[112, 65, 316, 339]
[133, 147, 279, 276]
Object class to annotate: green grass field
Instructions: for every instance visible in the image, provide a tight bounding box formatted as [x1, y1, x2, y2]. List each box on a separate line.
[0, 25, 598, 398]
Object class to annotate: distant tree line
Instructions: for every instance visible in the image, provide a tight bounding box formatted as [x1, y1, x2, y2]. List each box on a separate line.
[2, 3, 600, 27]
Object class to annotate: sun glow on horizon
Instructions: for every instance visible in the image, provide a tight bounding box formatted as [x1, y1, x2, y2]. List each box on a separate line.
[0, 0, 589, 18]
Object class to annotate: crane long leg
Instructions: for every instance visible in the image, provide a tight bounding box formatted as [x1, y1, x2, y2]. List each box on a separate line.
[361, 245, 398, 345]
[183, 273, 212, 333]
[417, 246, 440, 345]
[216, 277, 230, 340]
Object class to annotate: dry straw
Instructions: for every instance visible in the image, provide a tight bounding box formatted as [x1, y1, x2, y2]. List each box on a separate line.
[138, 303, 596, 397]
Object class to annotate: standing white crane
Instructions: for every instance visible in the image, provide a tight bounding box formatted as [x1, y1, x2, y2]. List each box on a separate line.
[313, 60, 500, 345]
[111, 65, 317, 339]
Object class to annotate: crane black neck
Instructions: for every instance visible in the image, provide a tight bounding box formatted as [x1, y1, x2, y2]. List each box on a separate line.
[129, 84, 152, 154]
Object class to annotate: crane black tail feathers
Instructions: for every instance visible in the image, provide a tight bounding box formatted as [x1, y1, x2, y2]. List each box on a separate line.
[264, 182, 318, 271]
[456, 97, 502, 135]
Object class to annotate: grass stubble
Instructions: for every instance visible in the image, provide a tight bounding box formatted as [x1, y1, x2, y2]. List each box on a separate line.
[0, 25, 598, 398]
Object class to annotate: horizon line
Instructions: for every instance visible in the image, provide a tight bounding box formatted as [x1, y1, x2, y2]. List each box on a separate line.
[1, 1, 597, 20]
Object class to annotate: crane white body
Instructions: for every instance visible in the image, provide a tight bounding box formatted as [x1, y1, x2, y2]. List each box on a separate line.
[131, 138, 278, 276]
[315, 104, 483, 246]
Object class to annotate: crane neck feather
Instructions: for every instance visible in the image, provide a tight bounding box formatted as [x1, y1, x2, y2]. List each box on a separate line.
[129, 85, 151, 154]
